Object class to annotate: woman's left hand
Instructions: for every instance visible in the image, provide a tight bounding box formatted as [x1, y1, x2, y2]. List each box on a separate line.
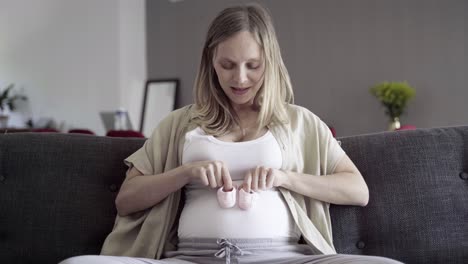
[242, 166, 288, 192]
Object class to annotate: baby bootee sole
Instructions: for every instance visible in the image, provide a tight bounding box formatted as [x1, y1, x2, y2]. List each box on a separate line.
[217, 186, 236, 208]
[238, 188, 258, 210]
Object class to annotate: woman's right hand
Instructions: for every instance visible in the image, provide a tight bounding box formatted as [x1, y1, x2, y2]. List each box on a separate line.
[116, 161, 233, 216]
[183, 160, 233, 191]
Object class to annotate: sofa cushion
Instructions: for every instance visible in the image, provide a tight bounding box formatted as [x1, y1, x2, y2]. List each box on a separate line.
[332, 126, 468, 263]
[0, 133, 144, 264]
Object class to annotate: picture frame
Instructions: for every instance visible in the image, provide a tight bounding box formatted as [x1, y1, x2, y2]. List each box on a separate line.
[140, 79, 179, 137]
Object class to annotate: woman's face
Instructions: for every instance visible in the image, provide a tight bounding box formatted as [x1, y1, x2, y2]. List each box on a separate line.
[213, 31, 265, 108]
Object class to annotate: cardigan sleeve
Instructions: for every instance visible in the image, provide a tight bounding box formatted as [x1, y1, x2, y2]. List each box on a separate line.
[101, 106, 191, 258]
[315, 118, 346, 175]
[293, 105, 346, 176]
[124, 138, 155, 175]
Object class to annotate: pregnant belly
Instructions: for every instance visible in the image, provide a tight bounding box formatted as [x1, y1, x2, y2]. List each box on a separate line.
[178, 187, 300, 239]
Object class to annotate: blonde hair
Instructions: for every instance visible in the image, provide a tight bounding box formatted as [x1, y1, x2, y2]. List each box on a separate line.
[192, 3, 294, 136]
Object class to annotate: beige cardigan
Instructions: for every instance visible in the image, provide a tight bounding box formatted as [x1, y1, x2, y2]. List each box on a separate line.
[101, 104, 345, 258]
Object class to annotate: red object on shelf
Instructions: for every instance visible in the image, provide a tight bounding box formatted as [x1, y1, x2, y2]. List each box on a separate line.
[68, 129, 95, 135]
[106, 130, 145, 138]
[329, 126, 336, 137]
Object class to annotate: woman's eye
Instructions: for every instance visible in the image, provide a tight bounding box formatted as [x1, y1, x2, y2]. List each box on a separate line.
[221, 63, 234, 69]
[247, 63, 260, 70]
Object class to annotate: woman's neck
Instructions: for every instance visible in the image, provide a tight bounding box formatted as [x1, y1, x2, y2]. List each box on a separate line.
[232, 100, 258, 117]
[233, 105, 257, 126]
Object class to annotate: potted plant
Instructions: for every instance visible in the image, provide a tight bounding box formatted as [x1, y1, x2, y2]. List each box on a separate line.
[0, 84, 28, 128]
[370, 81, 415, 130]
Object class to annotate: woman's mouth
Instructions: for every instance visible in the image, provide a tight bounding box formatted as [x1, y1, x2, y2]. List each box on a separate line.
[231, 87, 250, 95]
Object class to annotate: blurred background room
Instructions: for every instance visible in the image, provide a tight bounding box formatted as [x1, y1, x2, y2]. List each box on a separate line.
[1, 0, 466, 137]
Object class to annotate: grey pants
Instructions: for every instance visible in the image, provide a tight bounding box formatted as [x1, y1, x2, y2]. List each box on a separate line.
[59, 238, 403, 264]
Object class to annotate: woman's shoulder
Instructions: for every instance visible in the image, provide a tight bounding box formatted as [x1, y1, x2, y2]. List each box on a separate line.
[281, 104, 331, 139]
[148, 105, 195, 137]
[169, 104, 194, 117]
[159, 104, 195, 124]
[284, 103, 321, 123]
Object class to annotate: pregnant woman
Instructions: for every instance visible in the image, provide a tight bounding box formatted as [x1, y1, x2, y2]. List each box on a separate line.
[60, 3, 401, 264]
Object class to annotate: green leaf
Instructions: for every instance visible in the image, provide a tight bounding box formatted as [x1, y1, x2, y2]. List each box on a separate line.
[370, 81, 416, 120]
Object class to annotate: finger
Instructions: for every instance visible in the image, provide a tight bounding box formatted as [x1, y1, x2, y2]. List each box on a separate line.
[243, 171, 252, 192]
[259, 167, 268, 190]
[221, 165, 233, 191]
[206, 166, 217, 188]
[198, 167, 209, 186]
[213, 162, 223, 187]
[252, 167, 259, 191]
[265, 168, 274, 189]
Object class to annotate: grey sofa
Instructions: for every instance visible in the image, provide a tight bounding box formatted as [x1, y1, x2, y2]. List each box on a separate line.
[0, 126, 467, 264]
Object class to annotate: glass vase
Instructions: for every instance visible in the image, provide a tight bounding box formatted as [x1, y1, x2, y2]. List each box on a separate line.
[388, 117, 401, 131]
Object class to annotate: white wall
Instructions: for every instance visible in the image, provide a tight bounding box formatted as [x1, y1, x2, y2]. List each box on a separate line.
[0, 0, 146, 135]
[118, 0, 147, 133]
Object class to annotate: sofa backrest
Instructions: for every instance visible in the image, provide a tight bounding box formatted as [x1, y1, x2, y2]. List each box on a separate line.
[332, 126, 468, 263]
[0, 133, 144, 264]
[0, 127, 467, 263]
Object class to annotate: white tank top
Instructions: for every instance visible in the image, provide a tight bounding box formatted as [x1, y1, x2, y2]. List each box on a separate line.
[178, 127, 300, 240]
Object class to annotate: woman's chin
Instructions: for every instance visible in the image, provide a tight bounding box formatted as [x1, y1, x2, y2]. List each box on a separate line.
[229, 98, 255, 108]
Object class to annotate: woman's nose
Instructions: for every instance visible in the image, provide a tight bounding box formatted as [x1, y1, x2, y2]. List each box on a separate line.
[233, 67, 248, 85]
